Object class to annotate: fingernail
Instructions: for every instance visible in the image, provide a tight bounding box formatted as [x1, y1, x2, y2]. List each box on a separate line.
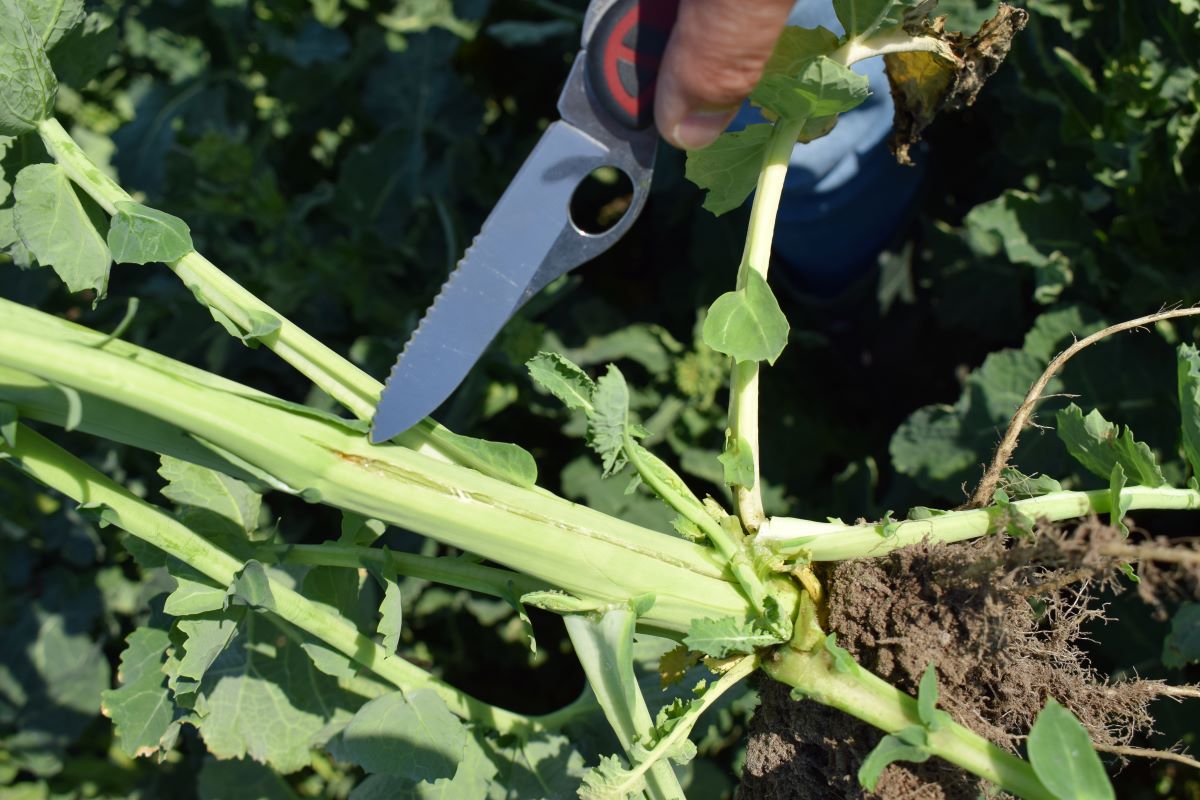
[671, 107, 739, 150]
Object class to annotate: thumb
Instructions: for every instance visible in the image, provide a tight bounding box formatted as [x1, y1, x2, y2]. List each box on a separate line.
[654, 0, 796, 150]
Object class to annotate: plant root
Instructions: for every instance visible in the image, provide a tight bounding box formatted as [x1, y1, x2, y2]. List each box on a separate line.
[739, 521, 1193, 799]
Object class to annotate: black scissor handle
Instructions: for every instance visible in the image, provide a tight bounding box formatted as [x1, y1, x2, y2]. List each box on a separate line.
[584, 0, 681, 131]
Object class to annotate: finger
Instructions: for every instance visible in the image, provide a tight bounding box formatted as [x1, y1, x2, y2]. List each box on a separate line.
[654, 0, 796, 150]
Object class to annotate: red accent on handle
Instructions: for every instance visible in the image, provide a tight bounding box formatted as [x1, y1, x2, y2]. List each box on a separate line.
[586, 0, 681, 130]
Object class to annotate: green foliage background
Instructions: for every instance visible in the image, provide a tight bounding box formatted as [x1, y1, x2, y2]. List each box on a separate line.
[1, 0, 1198, 796]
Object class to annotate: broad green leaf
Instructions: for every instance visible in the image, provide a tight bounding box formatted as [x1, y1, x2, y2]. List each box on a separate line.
[751, 57, 870, 121]
[303, 565, 371, 630]
[348, 732, 497, 799]
[48, 10, 118, 88]
[160, 456, 261, 535]
[684, 124, 772, 216]
[588, 366, 634, 477]
[228, 560, 277, 610]
[1177, 344, 1200, 477]
[13, 163, 111, 296]
[1162, 602, 1200, 669]
[16, 0, 84, 49]
[1055, 405, 1166, 487]
[339, 690, 466, 781]
[857, 729, 931, 791]
[428, 425, 538, 488]
[101, 627, 178, 758]
[718, 431, 755, 488]
[527, 351, 596, 413]
[172, 615, 240, 699]
[377, 572, 403, 654]
[163, 567, 227, 616]
[107, 200, 194, 264]
[1027, 698, 1114, 800]
[833, 0, 911, 40]
[702, 270, 790, 365]
[761, 26, 840, 77]
[198, 757, 300, 800]
[192, 613, 357, 773]
[0, 0, 57, 136]
[488, 732, 588, 799]
[683, 616, 777, 658]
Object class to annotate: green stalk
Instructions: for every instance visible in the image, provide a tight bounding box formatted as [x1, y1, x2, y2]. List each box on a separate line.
[763, 643, 1055, 800]
[0, 315, 760, 635]
[762, 486, 1200, 561]
[265, 543, 551, 599]
[34, 117, 522, 485]
[0, 424, 541, 735]
[728, 117, 807, 533]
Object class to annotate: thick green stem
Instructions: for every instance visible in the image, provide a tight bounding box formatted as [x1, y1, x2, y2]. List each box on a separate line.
[0, 314, 754, 635]
[265, 543, 551, 599]
[728, 117, 807, 533]
[763, 644, 1055, 800]
[762, 487, 1200, 561]
[0, 424, 542, 735]
[35, 117, 523, 485]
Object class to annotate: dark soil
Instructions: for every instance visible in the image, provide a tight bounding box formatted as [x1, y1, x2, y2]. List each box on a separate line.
[738, 520, 1191, 799]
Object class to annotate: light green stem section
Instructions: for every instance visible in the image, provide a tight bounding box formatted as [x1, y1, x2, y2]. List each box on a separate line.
[0, 307, 759, 635]
[728, 117, 807, 532]
[0, 424, 541, 735]
[265, 542, 551, 599]
[764, 644, 1055, 800]
[35, 116, 526, 485]
[763, 487, 1200, 561]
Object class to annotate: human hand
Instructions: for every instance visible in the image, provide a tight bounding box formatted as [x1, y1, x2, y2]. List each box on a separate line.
[654, 0, 798, 150]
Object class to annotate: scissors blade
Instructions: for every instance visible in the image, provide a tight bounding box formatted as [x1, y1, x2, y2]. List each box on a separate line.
[371, 119, 646, 444]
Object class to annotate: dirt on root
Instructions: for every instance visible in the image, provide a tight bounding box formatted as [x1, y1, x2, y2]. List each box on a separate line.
[738, 519, 1193, 800]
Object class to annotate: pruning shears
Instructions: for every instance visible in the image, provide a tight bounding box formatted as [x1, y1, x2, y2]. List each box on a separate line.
[371, 0, 681, 444]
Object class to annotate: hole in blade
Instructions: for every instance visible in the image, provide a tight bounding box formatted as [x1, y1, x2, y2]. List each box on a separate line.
[569, 166, 633, 235]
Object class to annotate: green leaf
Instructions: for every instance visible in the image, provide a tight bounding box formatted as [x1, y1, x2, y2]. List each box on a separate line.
[833, 0, 911, 39]
[203, 305, 283, 349]
[191, 613, 357, 773]
[1177, 344, 1200, 477]
[159, 456, 262, 540]
[48, 10, 117, 88]
[100, 627, 179, 759]
[1162, 602, 1200, 669]
[527, 351, 596, 413]
[13, 163, 111, 296]
[0, 0, 57, 136]
[751, 57, 870, 121]
[1027, 698, 1115, 800]
[426, 425, 538, 488]
[823, 633, 858, 674]
[761, 26, 841, 77]
[1108, 463, 1130, 537]
[718, 430, 755, 488]
[377, 572, 403, 655]
[303, 565, 371, 630]
[171, 615, 240, 699]
[1055, 405, 1166, 487]
[683, 617, 777, 658]
[339, 690, 467, 781]
[684, 124, 772, 216]
[487, 733, 588, 799]
[349, 732, 497, 799]
[577, 753, 645, 800]
[198, 757, 300, 800]
[107, 201, 194, 265]
[163, 567, 227, 616]
[228, 560, 277, 611]
[702, 271, 790, 366]
[917, 663, 939, 728]
[15, 0, 84, 49]
[588, 366, 634, 477]
[857, 729, 932, 791]
[0, 401, 17, 447]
